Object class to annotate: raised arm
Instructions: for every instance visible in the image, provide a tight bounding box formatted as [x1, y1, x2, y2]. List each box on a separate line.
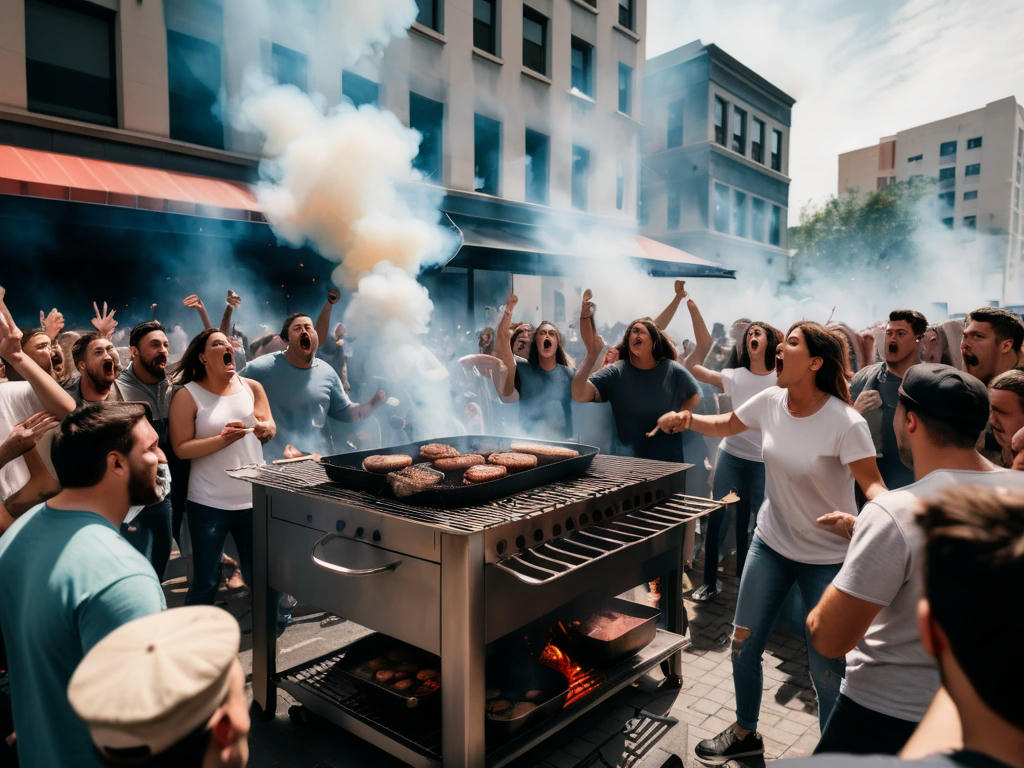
[683, 297, 723, 390]
[653, 280, 688, 330]
[494, 292, 519, 400]
[219, 290, 242, 334]
[2, 446, 60, 521]
[315, 288, 340, 347]
[183, 294, 213, 331]
[572, 332, 605, 403]
[0, 289, 75, 417]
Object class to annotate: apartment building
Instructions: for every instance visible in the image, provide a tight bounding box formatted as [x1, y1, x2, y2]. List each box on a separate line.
[640, 40, 794, 286]
[838, 97, 1024, 304]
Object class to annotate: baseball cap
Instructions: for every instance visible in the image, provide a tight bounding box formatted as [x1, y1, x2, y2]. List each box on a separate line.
[68, 606, 240, 760]
[898, 363, 990, 438]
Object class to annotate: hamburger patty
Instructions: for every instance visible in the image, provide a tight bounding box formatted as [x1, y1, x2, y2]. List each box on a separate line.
[487, 452, 538, 471]
[387, 466, 443, 496]
[362, 454, 413, 473]
[463, 464, 507, 484]
[509, 442, 580, 460]
[433, 453, 486, 471]
[418, 442, 460, 460]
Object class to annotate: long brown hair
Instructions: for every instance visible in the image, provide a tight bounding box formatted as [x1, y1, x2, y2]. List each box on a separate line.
[615, 318, 678, 364]
[737, 321, 783, 372]
[788, 321, 851, 403]
[174, 328, 219, 385]
[527, 321, 574, 367]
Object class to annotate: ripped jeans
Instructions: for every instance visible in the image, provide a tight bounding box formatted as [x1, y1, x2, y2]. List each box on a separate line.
[732, 534, 844, 733]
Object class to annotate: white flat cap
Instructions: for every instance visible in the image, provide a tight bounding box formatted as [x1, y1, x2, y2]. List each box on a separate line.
[68, 606, 240, 759]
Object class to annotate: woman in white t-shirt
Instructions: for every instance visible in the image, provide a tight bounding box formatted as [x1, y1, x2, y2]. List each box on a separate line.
[657, 321, 886, 762]
[169, 329, 275, 606]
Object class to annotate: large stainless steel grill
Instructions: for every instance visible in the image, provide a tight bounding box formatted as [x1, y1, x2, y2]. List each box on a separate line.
[244, 454, 724, 768]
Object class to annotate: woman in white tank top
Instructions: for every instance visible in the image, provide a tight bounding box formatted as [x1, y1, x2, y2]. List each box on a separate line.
[169, 329, 275, 606]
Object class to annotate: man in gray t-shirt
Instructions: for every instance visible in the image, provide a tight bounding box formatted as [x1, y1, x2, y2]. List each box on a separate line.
[807, 364, 1023, 755]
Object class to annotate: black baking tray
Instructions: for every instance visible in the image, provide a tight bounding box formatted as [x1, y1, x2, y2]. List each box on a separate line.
[336, 633, 441, 709]
[563, 597, 661, 666]
[318, 435, 599, 506]
[486, 657, 568, 738]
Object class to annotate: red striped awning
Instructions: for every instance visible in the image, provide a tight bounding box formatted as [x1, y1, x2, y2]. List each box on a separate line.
[0, 144, 262, 221]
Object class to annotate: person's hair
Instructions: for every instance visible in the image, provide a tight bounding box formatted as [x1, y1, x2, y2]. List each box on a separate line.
[51, 403, 148, 488]
[129, 321, 165, 350]
[527, 322, 574, 367]
[279, 312, 310, 341]
[478, 326, 495, 355]
[615, 318, 678, 364]
[736, 321, 782, 372]
[990, 369, 1024, 412]
[175, 328, 219, 385]
[71, 332, 103, 367]
[787, 321, 851, 403]
[966, 307, 1024, 352]
[95, 722, 212, 767]
[888, 309, 928, 337]
[918, 485, 1024, 729]
[19, 327, 48, 349]
[896, 393, 983, 448]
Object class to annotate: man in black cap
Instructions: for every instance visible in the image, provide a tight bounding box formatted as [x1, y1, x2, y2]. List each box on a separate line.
[806, 363, 1024, 755]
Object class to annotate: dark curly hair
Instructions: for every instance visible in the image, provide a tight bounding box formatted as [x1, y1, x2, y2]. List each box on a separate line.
[615, 318, 677, 364]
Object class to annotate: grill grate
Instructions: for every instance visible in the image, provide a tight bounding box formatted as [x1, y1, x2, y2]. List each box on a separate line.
[234, 455, 684, 534]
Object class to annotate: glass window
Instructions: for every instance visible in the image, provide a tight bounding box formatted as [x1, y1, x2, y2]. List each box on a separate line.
[751, 197, 767, 242]
[638, 167, 648, 225]
[770, 129, 782, 171]
[572, 145, 590, 211]
[667, 99, 683, 148]
[473, 0, 496, 54]
[732, 107, 747, 155]
[474, 113, 501, 195]
[342, 71, 378, 107]
[963, 215, 977, 229]
[522, 7, 547, 75]
[617, 63, 632, 114]
[272, 44, 308, 91]
[963, 190, 978, 201]
[732, 190, 747, 237]
[713, 183, 730, 233]
[167, 31, 223, 148]
[415, 0, 440, 31]
[667, 186, 680, 229]
[1019, 128, 1023, 156]
[410, 92, 443, 182]
[965, 163, 981, 176]
[769, 205, 782, 246]
[939, 140, 957, 156]
[713, 97, 727, 145]
[966, 136, 982, 150]
[25, 0, 116, 126]
[615, 158, 625, 210]
[938, 167, 956, 181]
[1017, 159, 1022, 185]
[570, 38, 593, 97]
[942, 216, 954, 229]
[618, 0, 634, 29]
[524, 128, 549, 204]
[1016, 186, 1021, 210]
[938, 191, 955, 208]
[907, 154, 923, 162]
[751, 118, 765, 163]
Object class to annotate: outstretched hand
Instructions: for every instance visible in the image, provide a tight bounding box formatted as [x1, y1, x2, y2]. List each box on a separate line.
[646, 410, 690, 438]
[368, 389, 387, 408]
[674, 280, 687, 297]
[226, 290, 242, 308]
[0, 288, 23, 362]
[0, 411, 59, 461]
[816, 511, 856, 540]
[183, 294, 205, 311]
[40, 308, 64, 339]
[91, 301, 118, 338]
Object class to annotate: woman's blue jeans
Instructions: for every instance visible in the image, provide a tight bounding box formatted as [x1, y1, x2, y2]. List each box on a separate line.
[732, 535, 844, 733]
[184, 501, 254, 606]
[704, 451, 765, 587]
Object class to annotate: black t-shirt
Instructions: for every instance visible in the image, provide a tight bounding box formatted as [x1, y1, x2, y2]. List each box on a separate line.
[513, 358, 574, 440]
[850, 363, 915, 490]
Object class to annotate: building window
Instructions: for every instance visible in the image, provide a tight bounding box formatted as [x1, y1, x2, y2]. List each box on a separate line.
[615, 158, 625, 210]
[474, 113, 501, 195]
[570, 38, 593, 97]
[415, 0, 440, 31]
[1018, 128, 1023, 156]
[751, 118, 765, 163]
[713, 183, 729, 233]
[965, 163, 981, 176]
[342, 71, 378, 107]
[732, 190, 747, 237]
[963, 189, 978, 201]
[769, 205, 782, 246]
[938, 167, 956, 181]
[667, 186, 680, 230]
[732, 107, 747, 155]
[713, 97, 727, 146]
[272, 43, 308, 91]
[473, 0, 497, 55]
[770, 129, 782, 171]
[25, 0, 116, 126]
[638, 167, 648, 225]
[524, 128, 549, 204]
[167, 31, 223, 148]
[618, 0, 634, 30]
[907, 154, 923, 163]
[617, 63, 632, 115]
[1017, 159, 1022, 185]
[522, 7, 547, 75]
[963, 215, 977, 229]
[938, 191, 955, 208]
[572, 145, 590, 211]
[942, 216, 954, 229]
[1017, 186, 1021, 211]
[751, 197, 767, 242]
[410, 92, 443, 182]
[939, 140, 957, 157]
[966, 136, 982, 150]
[877, 176, 895, 189]
[667, 99, 683, 148]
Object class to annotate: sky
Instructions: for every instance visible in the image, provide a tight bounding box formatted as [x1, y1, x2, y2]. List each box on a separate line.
[646, 0, 1024, 225]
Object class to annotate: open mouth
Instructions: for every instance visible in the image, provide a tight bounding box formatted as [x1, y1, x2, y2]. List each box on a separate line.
[750, 340, 759, 351]
[543, 339, 553, 351]
[154, 355, 168, 368]
[963, 352, 979, 368]
[300, 334, 311, 351]
[776, 354, 784, 374]
[102, 360, 114, 376]
[223, 352, 234, 366]
[888, 343, 898, 355]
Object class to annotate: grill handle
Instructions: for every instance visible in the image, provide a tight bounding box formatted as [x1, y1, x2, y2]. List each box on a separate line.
[310, 533, 403, 576]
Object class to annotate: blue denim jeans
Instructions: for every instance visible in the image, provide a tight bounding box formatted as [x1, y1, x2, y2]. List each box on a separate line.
[704, 451, 765, 587]
[732, 535, 844, 732]
[120, 498, 173, 581]
[184, 501, 253, 606]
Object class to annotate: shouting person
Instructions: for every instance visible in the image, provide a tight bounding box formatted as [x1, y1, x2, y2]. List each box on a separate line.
[960, 307, 1023, 385]
[65, 333, 125, 405]
[988, 370, 1024, 467]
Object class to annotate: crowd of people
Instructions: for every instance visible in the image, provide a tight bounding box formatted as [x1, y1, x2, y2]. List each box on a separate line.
[0, 278, 1023, 768]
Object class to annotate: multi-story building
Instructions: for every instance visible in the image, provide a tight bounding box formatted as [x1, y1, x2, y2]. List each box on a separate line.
[640, 40, 794, 286]
[0, 0, 721, 331]
[838, 97, 1024, 304]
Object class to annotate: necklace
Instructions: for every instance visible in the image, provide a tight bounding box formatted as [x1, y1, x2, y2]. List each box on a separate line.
[787, 390, 829, 417]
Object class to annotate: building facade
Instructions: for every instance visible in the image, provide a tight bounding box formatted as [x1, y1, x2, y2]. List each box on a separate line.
[838, 97, 1024, 304]
[640, 41, 794, 285]
[0, 0, 649, 327]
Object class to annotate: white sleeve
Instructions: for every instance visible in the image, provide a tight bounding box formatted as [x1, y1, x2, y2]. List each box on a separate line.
[734, 386, 772, 430]
[837, 412, 877, 465]
[719, 368, 735, 398]
[832, 500, 911, 606]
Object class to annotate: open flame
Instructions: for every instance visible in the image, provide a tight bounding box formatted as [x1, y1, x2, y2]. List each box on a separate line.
[540, 622, 604, 707]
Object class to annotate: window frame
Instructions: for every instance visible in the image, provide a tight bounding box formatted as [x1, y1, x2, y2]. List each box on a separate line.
[473, 112, 502, 196]
[617, 62, 632, 115]
[966, 136, 982, 150]
[570, 37, 594, 97]
[939, 140, 957, 157]
[751, 117, 765, 163]
[415, 0, 441, 32]
[964, 163, 981, 177]
[938, 166, 956, 181]
[524, 128, 550, 205]
[713, 96, 727, 146]
[571, 144, 590, 211]
[410, 91, 444, 182]
[617, 0, 634, 30]
[522, 6, 548, 76]
[770, 129, 782, 172]
[732, 106, 747, 155]
[473, 0, 498, 55]
[712, 182, 730, 233]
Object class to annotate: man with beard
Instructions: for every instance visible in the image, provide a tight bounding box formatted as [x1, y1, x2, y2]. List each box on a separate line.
[806, 364, 1024, 755]
[0, 403, 167, 768]
[244, 313, 385, 459]
[116, 321, 177, 579]
[850, 310, 928, 490]
[987, 370, 1024, 467]
[65, 333, 125, 405]
[4, 327, 58, 382]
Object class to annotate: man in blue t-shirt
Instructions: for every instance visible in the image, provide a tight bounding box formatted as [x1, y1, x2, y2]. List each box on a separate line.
[244, 313, 386, 460]
[0, 403, 168, 768]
